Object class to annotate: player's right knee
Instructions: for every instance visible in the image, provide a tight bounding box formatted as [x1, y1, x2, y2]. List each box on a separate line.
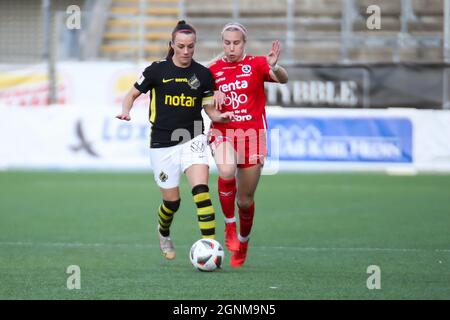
[163, 199, 181, 213]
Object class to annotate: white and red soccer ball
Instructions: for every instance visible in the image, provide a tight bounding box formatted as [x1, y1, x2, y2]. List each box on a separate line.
[189, 238, 224, 272]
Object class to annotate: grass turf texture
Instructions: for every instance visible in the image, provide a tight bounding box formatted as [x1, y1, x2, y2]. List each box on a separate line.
[0, 171, 449, 299]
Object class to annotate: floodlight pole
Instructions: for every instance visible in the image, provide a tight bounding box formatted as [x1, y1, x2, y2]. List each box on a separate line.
[138, 0, 145, 62]
[286, 0, 295, 64]
[232, 0, 240, 21]
[179, 0, 186, 20]
[42, 0, 57, 105]
[340, 0, 354, 63]
[444, 0, 449, 109]
[445, 0, 450, 63]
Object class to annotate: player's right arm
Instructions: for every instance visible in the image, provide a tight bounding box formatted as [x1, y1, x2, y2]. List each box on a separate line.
[116, 63, 157, 121]
[116, 86, 141, 121]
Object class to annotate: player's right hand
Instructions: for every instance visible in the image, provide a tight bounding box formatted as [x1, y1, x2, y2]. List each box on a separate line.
[213, 90, 226, 110]
[116, 114, 131, 121]
[220, 111, 234, 122]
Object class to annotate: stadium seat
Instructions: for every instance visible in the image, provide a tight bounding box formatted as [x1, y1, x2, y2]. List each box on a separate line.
[101, 0, 180, 60]
[0, 0, 445, 64]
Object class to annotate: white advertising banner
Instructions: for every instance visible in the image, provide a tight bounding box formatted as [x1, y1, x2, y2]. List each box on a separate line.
[0, 105, 153, 170]
[0, 62, 149, 108]
[1, 105, 450, 173]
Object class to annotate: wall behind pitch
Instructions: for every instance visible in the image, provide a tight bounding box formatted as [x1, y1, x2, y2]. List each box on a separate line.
[264, 108, 450, 173]
[1, 105, 449, 173]
[1, 62, 447, 109]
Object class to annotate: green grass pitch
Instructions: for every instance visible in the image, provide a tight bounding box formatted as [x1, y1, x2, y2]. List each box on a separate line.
[0, 171, 449, 299]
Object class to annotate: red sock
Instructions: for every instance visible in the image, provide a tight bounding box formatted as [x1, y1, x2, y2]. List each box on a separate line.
[238, 202, 255, 239]
[218, 176, 236, 220]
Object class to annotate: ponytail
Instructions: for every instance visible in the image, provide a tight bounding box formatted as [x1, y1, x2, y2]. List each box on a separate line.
[166, 41, 175, 59]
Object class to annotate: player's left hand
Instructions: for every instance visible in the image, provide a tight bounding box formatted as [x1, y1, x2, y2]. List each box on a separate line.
[213, 90, 226, 110]
[266, 40, 281, 68]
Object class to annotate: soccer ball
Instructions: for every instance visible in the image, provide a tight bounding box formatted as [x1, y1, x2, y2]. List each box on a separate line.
[189, 238, 224, 272]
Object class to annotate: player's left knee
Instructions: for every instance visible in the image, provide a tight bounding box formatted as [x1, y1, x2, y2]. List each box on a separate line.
[237, 196, 254, 209]
[163, 199, 181, 213]
[192, 184, 209, 195]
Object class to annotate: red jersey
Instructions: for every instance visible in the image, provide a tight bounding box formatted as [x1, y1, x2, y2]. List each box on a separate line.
[209, 55, 275, 133]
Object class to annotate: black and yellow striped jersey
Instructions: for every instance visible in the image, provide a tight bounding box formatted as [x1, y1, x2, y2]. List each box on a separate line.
[134, 58, 215, 148]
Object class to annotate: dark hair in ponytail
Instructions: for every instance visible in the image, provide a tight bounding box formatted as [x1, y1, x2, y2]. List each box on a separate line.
[166, 20, 196, 59]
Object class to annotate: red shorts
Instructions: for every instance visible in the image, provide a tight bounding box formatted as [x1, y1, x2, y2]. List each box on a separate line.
[208, 127, 267, 168]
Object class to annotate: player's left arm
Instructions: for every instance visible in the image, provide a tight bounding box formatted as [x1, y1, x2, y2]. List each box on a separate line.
[266, 40, 289, 84]
[213, 90, 226, 110]
[203, 101, 234, 123]
[202, 70, 233, 122]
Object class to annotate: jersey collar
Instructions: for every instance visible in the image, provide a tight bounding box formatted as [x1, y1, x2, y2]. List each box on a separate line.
[222, 54, 247, 63]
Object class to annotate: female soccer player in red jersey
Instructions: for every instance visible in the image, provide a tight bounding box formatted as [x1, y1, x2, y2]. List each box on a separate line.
[208, 22, 289, 267]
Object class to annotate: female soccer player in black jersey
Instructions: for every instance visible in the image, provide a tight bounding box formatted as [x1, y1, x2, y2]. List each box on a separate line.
[117, 21, 233, 260]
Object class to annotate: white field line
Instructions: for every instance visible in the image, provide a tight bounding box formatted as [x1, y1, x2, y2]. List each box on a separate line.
[0, 241, 449, 253]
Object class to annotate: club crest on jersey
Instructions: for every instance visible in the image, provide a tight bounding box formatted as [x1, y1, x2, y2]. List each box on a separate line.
[188, 74, 200, 90]
[242, 65, 251, 74]
[159, 171, 168, 182]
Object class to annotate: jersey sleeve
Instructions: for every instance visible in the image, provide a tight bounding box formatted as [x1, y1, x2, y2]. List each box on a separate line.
[201, 69, 215, 107]
[134, 62, 158, 94]
[257, 56, 277, 83]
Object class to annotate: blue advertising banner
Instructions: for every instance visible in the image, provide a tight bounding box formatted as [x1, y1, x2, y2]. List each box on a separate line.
[267, 117, 413, 163]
